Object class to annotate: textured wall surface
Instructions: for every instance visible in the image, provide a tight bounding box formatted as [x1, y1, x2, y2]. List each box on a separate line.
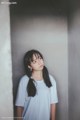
[11, 15, 68, 120]
[69, 8, 80, 120]
[0, 1, 13, 119]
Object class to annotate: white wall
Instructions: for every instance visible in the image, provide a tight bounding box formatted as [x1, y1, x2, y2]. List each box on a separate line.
[0, 2, 13, 119]
[11, 15, 68, 120]
[69, 8, 80, 120]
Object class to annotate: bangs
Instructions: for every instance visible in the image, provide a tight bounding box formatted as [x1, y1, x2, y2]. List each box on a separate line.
[30, 53, 43, 63]
[24, 49, 44, 65]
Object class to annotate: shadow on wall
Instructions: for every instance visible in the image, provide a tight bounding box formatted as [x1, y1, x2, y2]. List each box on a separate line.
[10, 1, 68, 120]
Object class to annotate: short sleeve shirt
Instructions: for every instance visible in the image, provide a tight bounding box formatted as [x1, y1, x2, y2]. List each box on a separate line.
[15, 74, 58, 120]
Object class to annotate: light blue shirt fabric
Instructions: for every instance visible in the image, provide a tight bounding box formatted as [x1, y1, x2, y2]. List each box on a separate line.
[15, 74, 58, 120]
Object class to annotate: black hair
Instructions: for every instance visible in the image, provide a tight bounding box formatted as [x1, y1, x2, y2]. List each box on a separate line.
[24, 49, 52, 97]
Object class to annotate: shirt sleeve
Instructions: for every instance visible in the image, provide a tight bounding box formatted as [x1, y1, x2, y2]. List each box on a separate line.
[15, 76, 28, 107]
[49, 75, 58, 104]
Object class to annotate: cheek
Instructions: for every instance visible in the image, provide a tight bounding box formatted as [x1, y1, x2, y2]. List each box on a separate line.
[31, 64, 37, 69]
[41, 60, 44, 65]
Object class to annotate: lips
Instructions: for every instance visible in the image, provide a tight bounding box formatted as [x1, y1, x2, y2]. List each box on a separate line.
[39, 65, 44, 67]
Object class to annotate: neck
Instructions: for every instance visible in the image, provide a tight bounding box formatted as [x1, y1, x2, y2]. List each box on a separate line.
[31, 71, 43, 80]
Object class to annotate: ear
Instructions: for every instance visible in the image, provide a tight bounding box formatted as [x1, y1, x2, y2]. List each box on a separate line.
[28, 65, 31, 69]
[28, 65, 32, 70]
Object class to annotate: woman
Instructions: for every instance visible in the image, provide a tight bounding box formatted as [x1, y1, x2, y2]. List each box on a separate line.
[15, 49, 58, 120]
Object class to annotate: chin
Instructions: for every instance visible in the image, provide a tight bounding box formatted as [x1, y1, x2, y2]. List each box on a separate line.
[39, 66, 44, 70]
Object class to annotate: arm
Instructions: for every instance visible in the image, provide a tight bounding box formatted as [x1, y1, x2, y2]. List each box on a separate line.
[16, 106, 24, 120]
[50, 104, 56, 120]
[15, 76, 28, 120]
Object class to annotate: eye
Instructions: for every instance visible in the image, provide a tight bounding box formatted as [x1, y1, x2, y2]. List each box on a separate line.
[32, 60, 37, 64]
[38, 56, 42, 59]
[39, 57, 42, 59]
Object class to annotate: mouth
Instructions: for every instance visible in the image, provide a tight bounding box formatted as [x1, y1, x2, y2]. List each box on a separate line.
[40, 65, 44, 68]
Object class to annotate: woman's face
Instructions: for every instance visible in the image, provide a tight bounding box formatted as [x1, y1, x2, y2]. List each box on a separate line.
[29, 54, 44, 72]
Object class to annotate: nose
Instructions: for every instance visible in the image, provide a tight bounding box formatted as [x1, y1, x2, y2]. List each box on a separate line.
[38, 59, 43, 65]
[38, 59, 41, 64]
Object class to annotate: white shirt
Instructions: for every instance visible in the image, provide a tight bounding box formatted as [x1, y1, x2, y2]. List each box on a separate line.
[15, 74, 58, 120]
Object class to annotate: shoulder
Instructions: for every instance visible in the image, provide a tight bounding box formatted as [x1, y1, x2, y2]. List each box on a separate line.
[49, 74, 57, 86]
[19, 74, 29, 86]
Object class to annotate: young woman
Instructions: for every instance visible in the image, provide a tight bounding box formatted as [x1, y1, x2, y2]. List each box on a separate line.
[15, 49, 58, 120]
